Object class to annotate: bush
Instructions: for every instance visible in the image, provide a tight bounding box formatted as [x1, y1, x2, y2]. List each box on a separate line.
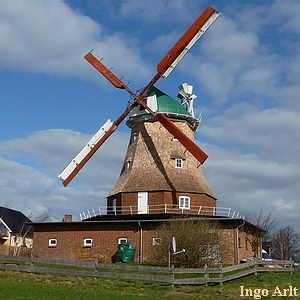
[151, 219, 227, 268]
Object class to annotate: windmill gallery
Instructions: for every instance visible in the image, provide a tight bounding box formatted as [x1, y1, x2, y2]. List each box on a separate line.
[30, 7, 264, 265]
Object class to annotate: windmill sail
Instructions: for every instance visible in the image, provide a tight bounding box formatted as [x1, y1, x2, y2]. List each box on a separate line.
[157, 6, 220, 78]
[59, 6, 220, 186]
[59, 119, 114, 186]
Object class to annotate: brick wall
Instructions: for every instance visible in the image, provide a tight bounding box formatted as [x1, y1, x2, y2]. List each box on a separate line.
[32, 220, 260, 264]
[107, 191, 216, 215]
[33, 222, 141, 262]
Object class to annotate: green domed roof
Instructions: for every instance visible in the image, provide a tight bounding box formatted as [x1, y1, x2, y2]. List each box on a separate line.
[147, 86, 190, 116]
[127, 86, 199, 129]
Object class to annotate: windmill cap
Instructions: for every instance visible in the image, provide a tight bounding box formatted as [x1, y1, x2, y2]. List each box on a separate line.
[146, 86, 190, 116]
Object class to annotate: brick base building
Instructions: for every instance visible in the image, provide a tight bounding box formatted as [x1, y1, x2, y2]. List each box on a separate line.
[31, 215, 263, 265]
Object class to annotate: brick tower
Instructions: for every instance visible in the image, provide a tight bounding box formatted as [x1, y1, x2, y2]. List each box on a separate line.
[107, 87, 216, 215]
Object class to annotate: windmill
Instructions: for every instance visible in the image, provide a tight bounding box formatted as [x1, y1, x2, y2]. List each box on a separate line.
[59, 6, 220, 216]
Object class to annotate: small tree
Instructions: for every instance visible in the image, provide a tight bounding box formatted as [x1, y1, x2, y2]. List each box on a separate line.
[13, 210, 52, 256]
[152, 219, 227, 268]
[250, 210, 278, 257]
[252, 210, 278, 242]
[272, 226, 300, 260]
[33, 211, 52, 223]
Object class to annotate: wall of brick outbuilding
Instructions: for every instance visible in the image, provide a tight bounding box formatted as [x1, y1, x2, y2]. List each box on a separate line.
[32, 221, 260, 264]
[33, 222, 142, 262]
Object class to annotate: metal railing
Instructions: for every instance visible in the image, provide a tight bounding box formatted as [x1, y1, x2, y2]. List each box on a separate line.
[79, 204, 245, 221]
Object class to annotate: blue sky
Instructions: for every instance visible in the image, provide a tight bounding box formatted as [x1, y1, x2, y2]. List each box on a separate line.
[0, 0, 299, 232]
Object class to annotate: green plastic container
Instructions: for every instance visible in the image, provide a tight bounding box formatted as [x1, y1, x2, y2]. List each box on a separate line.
[117, 242, 135, 263]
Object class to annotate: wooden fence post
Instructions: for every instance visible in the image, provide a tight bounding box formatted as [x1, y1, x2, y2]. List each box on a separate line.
[254, 261, 258, 277]
[94, 260, 98, 272]
[219, 265, 223, 285]
[290, 260, 293, 275]
[204, 264, 208, 286]
[171, 265, 175, 287]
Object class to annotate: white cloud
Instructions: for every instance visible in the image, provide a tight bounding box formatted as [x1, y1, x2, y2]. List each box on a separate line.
[146, 31, 180, 54]
[202, 143, 300, 232]
[179, 2, 300, 110]
[0, 129, 128, 220]
[0, 0, 299, 235]
[0, 0, 151, 82]
[119, 0, 200, 24]
[203, 108, 300, 164]
[0, 157, 57, 218]
[182, 15, 280, 103]
[269, 1, 300, 35]
[1, 127, 299, 233]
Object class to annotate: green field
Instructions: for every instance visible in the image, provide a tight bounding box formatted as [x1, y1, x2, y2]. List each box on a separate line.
[0, 269, 299, 300]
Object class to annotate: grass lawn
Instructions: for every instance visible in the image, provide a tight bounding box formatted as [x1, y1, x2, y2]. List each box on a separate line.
[0, 269, 299, 300]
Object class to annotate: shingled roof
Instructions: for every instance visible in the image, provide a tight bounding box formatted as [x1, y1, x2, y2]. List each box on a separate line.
[0, 206, 32, 235]
[108, 121, 216, 198]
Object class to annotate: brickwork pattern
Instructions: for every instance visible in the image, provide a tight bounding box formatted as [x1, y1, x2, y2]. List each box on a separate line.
[32, 221, 259, 264]
[107, 191, 216, 215]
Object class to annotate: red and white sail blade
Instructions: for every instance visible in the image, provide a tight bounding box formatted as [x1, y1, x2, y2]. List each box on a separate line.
[85, 52, 126, 89]
[58, 119, 115, 187]
[59, 101, 137, 187]
[157, 6, 220, 78]
[155, 113, 208, 164]
[139, 6, 220, 97]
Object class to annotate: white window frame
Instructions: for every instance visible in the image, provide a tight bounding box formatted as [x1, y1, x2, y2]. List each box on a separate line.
[124, 161, 131, 171]
[152, 237, 162, 246]
[179, 196, 190, 209]
[118, 238, 128, 245]
[175, 158, 183, 168]
[48, 239, 57, 247]
[83, 238, 93, 247]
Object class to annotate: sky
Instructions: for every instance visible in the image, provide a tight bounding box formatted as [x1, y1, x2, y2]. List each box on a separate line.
[0, 0, 299, 232]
